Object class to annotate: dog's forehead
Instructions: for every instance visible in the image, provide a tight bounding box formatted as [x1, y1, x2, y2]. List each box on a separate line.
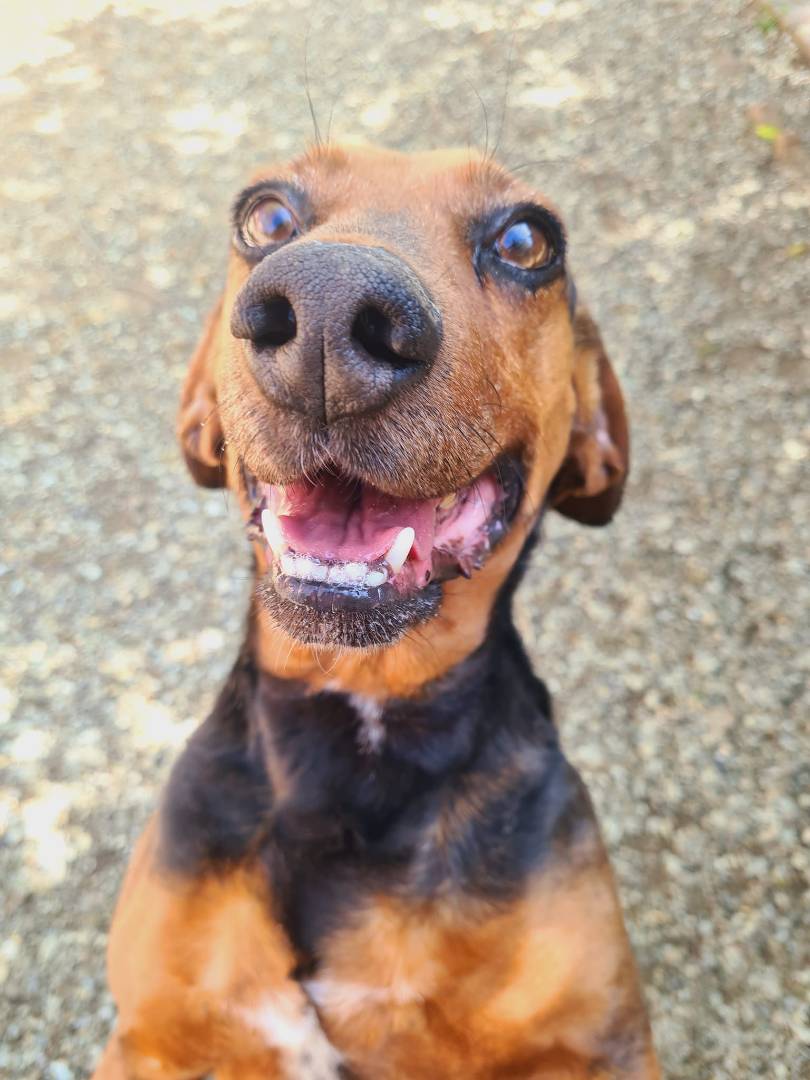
[242, 144, 560, 224]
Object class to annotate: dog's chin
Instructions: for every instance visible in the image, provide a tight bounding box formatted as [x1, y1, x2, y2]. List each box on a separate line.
[244, 454, 522, 650]
[256, 574, 443, 649]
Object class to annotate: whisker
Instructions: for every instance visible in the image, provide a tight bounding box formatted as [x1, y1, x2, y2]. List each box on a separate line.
[490, 32, 515, 161]
[303, 30, 322, 147]
[464, 79, 489, 159]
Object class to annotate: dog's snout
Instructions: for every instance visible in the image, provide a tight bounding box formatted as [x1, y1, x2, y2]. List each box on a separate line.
[231, 241, 442, 422]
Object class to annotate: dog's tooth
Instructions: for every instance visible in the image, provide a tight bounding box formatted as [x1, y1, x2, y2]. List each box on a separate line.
[365, 569, 387, 588]
[385, 527, 415, 576]
[326, 564, 347, 586]
[300, 557, 327, 582]
[261, 509, 287, 556]
[342, 562, 368, 585]
[439, 493, 457, 511]
[280, 552, 298, 576]
[326, 563, 361, 586]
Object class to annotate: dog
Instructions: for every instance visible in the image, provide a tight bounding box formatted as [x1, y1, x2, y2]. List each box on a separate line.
[92, 144, 659, 1079]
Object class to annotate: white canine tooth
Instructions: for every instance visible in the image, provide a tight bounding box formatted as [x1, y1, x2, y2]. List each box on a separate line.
[365, 569, 386, 588]
[439, 492, 457, 510]
[385, 527, 415, 576]
[261, 509, 287, 556]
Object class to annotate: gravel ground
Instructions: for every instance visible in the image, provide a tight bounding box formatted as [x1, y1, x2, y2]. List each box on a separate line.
[1, 2, 808, 1077]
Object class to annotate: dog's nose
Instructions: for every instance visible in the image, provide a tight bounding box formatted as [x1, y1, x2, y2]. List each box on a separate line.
[230, 242, 442, 422]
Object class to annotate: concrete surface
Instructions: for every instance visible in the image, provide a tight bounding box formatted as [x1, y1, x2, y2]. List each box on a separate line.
[764, 1, 810, 63]
[1, 1, 808, 1077]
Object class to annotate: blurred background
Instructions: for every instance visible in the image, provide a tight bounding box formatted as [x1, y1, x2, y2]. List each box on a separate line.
[1, 1, 808, 1077]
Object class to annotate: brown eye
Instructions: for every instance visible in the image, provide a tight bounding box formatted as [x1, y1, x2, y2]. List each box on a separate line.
[494, 219, 551, 270]
[245, 198, 298, 247]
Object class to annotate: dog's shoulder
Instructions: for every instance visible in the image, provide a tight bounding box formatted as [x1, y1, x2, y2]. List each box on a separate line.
[159, 643, 273, 875]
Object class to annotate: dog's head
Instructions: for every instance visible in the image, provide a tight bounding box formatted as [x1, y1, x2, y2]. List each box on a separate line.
[178, 145, 628, 663]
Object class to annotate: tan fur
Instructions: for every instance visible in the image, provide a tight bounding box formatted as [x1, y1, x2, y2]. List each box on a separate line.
[94, 145, 651, 1079]
[175, 146, 626, 696]
[96, 820, 657, 1078]
[96, 819, 340, 1079]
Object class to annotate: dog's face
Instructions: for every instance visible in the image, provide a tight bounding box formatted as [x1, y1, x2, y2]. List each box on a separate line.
[178, 145, 628, 653]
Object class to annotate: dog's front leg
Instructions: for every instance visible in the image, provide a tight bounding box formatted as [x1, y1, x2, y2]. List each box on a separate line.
[91, 817, 342, 1080]
[93, 989, 342, 1080]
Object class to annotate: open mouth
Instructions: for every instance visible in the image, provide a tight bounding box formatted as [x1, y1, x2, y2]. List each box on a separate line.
[244, 458, 522, 647]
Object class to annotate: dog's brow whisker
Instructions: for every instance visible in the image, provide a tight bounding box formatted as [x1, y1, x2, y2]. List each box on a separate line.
[325, 99, 336, 146]
[463, 78, 490, 160]
[489, 31, 516, 162]
[303, 29, 322, 148]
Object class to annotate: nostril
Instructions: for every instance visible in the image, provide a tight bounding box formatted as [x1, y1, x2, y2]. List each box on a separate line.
[245, 297, 297, 348]
[351, 306, 414, 370]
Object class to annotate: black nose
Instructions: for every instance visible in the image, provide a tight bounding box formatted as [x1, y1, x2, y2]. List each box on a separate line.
[230, 241, 442, 422]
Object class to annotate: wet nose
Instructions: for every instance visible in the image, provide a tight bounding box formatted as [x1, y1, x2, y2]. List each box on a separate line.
[230, 241, 442, 423]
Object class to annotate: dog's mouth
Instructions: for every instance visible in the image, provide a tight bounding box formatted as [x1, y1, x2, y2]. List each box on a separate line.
[244, 458, 522, 646]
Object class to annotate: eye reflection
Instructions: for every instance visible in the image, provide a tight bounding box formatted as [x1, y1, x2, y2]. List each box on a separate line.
[246, 198, 299, 247]
[494, 220, 551, 270]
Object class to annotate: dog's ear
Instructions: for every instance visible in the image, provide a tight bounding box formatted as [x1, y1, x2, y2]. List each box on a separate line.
[549, 294, 629, 526]
[177, 296, 227, 488]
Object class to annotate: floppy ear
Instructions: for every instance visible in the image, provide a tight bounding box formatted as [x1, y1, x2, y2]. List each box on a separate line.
[177, 296, 227, 488]
[549, 297, 629, 526]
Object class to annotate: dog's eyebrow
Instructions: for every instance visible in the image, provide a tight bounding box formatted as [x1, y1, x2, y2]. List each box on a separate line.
[295, 143, 351, 171]
[463, 156, 516, 193]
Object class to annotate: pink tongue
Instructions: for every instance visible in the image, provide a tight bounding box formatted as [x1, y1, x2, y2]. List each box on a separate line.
[267, 478, 439, 564]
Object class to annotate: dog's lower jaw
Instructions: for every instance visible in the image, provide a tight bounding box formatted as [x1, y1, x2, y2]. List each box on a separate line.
[246, 498, 545, 700]
[242, 455, 525, 652]
[256, 575, 443, 650]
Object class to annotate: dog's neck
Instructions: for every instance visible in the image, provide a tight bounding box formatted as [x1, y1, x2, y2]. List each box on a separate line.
[162, 569, 554, 855]
[251, 615, 538, 787]
[161, 574, 570, 960]
[237, 529, 547, 822]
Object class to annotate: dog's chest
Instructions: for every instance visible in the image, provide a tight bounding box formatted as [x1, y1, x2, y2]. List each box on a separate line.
[289, 893, 521, 1080]
[283, 873, 599, 1080]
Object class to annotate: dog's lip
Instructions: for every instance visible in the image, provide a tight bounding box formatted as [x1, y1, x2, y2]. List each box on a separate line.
[243, 458, 522, 602]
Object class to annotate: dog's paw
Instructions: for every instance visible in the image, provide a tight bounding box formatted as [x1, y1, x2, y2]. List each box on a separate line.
[285, 1034, 345, 1080]
[236, 995, 343, 1080]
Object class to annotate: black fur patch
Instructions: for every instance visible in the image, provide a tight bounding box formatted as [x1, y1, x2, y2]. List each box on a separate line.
[160, 530, 588, 961]
[159, 646, 272, 874]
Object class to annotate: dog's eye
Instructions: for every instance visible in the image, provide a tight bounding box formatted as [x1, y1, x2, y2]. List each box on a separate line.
[494, 220, 551, 270]
[245, 198, 299, 247]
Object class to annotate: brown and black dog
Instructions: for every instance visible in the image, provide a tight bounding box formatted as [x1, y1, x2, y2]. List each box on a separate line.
[92, 144, 659, 1079]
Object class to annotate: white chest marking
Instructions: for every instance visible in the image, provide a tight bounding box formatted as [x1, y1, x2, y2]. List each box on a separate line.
[236, 994, 343, 1079]
[349, 693, 386, 752]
